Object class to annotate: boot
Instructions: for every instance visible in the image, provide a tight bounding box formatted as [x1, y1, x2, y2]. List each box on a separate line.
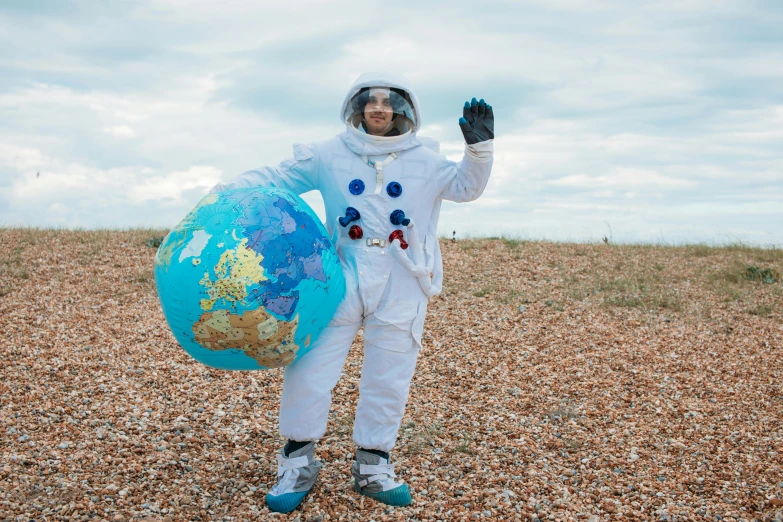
[352, 448, 411, 507]
[266, 441, 321, 513]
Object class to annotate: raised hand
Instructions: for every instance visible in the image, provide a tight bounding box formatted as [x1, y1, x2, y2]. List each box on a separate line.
[458, 97, 494, 145]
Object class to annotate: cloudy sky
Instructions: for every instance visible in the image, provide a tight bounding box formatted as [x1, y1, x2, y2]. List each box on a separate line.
[1, 0, 781, 245]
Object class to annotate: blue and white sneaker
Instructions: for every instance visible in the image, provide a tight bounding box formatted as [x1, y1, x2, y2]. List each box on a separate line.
[266, 442, 322, 514]
[352, 449, 412, 507]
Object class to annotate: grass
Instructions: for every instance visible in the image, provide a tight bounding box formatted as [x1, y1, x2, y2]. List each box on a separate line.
[496, 290, 525, 305]
[77, 245, 104, 265]
[501, 237, 527, 251]
[561, 269, 683, 312]
[146, 236, 165, 248]
[2, 230, 781, 324]
[453, 432, 475, 455]
[600, 284, 682, 311]
[713, 263, 780, 285]
[440, 237, 781, 320]
[718, 243, 783, 263]
[131, 270, 155, 286]
[472, 287, 492, 298]
[685, 244, 715, 258]
[0, 248, 29, 281]
[749, 304, 773, 317]
[706, 260, 781, 310]
[402, 421, 444, 455]
[742, 265, 779, 284]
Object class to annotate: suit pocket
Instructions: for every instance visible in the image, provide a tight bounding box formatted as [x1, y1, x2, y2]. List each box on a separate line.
[331, 155, 354, 176]
[365, 300, 427, 353]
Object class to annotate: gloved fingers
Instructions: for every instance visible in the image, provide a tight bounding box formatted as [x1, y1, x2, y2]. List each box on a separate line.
[485, 104, 494, 121]
[478, 98, 486, 118]
[470, 97, 478, 116]
[459, 117, 476, 144]
[463, 101, 471, 120]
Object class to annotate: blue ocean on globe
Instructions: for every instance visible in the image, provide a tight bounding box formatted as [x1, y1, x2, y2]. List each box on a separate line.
[154, 187, 345, 370]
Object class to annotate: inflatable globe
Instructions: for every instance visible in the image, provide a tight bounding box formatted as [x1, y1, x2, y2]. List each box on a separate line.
[154, 187, 345, 370]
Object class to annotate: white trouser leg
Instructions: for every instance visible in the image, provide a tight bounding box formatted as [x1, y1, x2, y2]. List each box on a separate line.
[353, 338, 420, 452]
[279, 322, 361, 442]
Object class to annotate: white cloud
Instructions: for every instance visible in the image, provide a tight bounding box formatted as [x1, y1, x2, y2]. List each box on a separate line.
[129, 166, 223, 203]
[104, 125, 136, 138]
[548, 168, 696, 189]
[0, 1, 781, 244]
[0, 143, 45, 171]
[0, 143, 221, 226]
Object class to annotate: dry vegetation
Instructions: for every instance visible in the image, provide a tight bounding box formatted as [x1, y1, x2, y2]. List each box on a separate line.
[1, 229, 782, 522]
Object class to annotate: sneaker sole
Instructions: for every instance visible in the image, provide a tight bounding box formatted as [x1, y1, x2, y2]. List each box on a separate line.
[266, 487, 313, 514]
[354, 480, 412, 507]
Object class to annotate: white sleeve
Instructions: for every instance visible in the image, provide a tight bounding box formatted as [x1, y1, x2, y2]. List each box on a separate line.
[209, 142, 319, 195]
[436, 140, 494, 203]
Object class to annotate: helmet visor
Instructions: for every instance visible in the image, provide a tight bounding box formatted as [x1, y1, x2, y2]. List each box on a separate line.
[343, 86, 416, 136]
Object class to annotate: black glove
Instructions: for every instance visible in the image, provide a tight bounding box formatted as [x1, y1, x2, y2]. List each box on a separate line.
[459, 97, 494, 145]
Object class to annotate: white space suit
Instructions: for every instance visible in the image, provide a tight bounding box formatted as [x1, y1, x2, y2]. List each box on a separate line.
[212, 72, 493, 453]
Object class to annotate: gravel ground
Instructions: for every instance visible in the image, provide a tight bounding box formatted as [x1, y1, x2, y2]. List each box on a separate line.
[1, 229, 782, 522]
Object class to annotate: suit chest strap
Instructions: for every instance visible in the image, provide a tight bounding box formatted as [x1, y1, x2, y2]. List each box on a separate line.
[361, 152, 398, 195]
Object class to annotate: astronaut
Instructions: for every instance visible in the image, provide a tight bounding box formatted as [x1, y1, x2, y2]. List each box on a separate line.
[210, 72, 494, 512]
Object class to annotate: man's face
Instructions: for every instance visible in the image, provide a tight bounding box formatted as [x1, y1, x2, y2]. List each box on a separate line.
[363, 89, 393, 135]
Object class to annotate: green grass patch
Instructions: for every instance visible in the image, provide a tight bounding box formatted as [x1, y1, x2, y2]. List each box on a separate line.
[473, 287, 492, 298]
[402, 421, 444, 455]
[604, 294, 645, 308]
[496, 290, 524, 305]
[77, 245, 103, 265]
[711, 263, 781, 288]
[146, 236, 165, 248]
[131, 270, 155, 286]
[594, 272, 681, 311]
[501, 237, 527, 251]
[0, 250, 29, 281]
[602, 289, 681, 311]
[742, 266, 779, 284]
[721, 244, 783, 264]
[453, 432, 475, 455]
[685, 244, 715, 258]
[748, 304, 774, 317]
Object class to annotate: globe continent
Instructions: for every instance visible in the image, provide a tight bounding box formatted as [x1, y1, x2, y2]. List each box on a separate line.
[154, 187, 345, 370]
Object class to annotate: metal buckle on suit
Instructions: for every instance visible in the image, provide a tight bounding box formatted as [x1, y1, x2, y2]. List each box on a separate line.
[366, 238, 387, 247]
